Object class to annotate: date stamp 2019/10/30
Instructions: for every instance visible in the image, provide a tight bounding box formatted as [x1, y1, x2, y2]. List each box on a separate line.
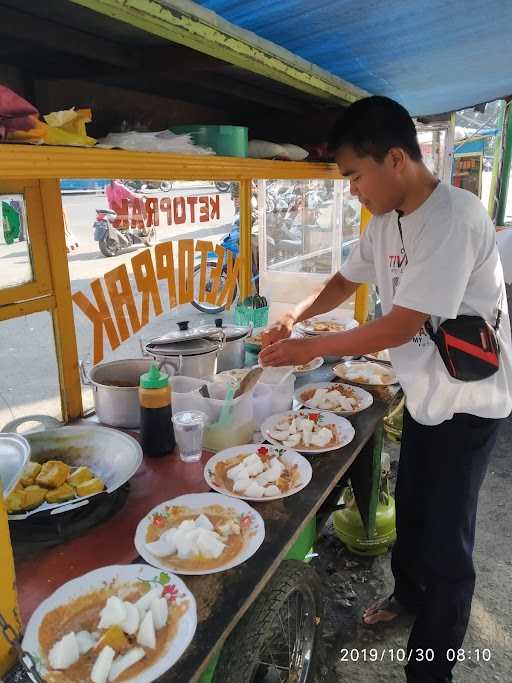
[339, 648, 493, 664]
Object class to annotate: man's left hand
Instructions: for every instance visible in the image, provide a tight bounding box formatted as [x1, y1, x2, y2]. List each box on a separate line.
[259, 337, 320, 367]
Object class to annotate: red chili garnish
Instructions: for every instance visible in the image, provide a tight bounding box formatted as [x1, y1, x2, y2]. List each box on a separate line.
[240, 513, 253, 528]
[308, 413, 321, 423]
[153, 514, 166, 528]
[163, 584, 180, 602]
[257, 446, 270, 461]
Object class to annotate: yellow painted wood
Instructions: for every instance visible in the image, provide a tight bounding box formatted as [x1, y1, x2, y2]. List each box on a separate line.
[70, 0, 362, 106]
[39, 179, 83, 422]
[0, 480, 21, 676]
[0, 180, 53, 307]
[354, 206, 372, 325]
[0, 295, 56, 322]
[0, 145, 341, 181]
[239, 179, 252, 301]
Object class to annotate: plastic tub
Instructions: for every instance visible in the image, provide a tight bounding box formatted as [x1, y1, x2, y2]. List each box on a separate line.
[259, 367, 296, 414]
[170, 125, 248, 158]
[170, 376, 254, 451]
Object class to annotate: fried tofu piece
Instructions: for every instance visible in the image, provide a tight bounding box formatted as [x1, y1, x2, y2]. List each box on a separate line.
[6, 491, 25, 514]
[96, 626, 129, 653]
[21, 485, 47, 510]
[20, 461, 42, 487]
[36, 460, 70, 489]
[74, 477, 104, 498]
[14, 480, 25, 492]
[67, 466, 94, 486]
[45, 483, 76, 504]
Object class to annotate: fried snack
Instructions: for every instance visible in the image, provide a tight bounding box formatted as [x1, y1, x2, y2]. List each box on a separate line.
[74, 477, 104, 498]
[6, 491, 25, 513]
[36, 460, 70, 489]
[95, 626, 129, 654]
[20, 461, 42, 487]
[21, 485, 47, 510]
[45, 483, 76, 504]
[67, 466, 94, 486]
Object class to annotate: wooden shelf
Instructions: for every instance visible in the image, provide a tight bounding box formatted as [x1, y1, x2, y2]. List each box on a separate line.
[0, 145, 341, 181]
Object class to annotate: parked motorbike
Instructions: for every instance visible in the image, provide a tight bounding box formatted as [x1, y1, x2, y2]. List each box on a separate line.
[93, 208, 157, 257]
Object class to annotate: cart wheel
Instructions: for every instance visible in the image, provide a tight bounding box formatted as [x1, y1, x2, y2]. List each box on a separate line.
[214, 560, 323, 683]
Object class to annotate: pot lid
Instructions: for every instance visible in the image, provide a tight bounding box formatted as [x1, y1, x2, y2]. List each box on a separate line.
[145, 337, 220, 357]
[197, 318, 250, 342]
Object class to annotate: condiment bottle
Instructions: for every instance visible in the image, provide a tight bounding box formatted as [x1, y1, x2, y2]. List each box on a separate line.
[139, 364, 175, 457]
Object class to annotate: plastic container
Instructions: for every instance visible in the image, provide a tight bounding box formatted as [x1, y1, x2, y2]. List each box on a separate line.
[235, 304, 269, 328]
[170, 125, 248, 158]
[252, 382, 274, 428]
[259, 367, 296, 414]
[139, 364, 174, 457]
[170, 376, 254, 451]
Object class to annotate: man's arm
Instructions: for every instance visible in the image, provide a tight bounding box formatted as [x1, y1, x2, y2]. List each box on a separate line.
[259, 305, 429, 366]
[262, 273, 359, 347]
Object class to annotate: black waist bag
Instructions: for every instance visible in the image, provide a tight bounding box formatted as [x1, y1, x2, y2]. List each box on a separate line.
[424, 314, 501, 382]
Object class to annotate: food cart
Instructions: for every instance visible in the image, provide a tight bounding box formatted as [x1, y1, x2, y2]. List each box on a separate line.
[2, 2, 511, 683]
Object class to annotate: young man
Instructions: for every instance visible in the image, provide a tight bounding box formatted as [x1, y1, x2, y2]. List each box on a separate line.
[259, 96, 512, 682]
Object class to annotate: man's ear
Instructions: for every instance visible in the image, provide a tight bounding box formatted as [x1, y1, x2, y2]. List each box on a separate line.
[388, 147, 407, 171]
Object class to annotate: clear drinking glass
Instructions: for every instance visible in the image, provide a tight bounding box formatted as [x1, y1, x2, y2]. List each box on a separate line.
[172, 411, 207, 463]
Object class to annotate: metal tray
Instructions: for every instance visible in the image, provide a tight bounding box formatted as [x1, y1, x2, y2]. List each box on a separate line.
[0, 433, 30, 496]
[8, 425, 142, 520]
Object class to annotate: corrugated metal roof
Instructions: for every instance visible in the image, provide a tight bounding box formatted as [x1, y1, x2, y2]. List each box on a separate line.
[195, 0, 512, 115]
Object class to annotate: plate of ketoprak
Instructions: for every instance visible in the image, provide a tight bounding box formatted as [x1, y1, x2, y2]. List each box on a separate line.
[261, 409, 355, 454]
[294, 381, 373, 416]
[22, 563, 197, 683]
[135, 492, 265, 576]
[204, 444, 312, 502]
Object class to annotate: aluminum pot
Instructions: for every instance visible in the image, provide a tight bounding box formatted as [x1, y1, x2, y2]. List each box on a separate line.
[199, 318, 252, 372]
[143, 338, 220, 378]
[143, 325, 224, 378]
[81, 358, 179, 428]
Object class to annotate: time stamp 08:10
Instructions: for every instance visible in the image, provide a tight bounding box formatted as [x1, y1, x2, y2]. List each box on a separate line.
[340, 648, 493, 663]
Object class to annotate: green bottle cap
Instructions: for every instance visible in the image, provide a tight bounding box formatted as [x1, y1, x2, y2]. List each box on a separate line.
[140, 364, 169, 389]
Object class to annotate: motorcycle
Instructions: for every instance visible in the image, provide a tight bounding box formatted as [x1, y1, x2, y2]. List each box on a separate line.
[93, 208, 157, 257]
[192, 210, 262, 314]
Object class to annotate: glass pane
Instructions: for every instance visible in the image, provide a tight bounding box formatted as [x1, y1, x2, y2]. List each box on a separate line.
[0, 311, 62, 430]
[0, 194, 33, 290]
[63, 179, 238, 411]
[265, 179, 337, 275]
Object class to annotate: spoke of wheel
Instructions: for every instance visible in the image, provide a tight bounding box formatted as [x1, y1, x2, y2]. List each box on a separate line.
[277, 609, 290, 663]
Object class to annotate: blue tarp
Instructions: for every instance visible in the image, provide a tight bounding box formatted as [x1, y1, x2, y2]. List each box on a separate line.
[196, 0, 512, 116]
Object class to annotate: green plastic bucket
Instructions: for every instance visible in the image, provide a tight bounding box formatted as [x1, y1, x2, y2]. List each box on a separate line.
[170, 125, 248, 157]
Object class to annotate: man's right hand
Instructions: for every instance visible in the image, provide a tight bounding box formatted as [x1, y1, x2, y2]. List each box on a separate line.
[261, 316, 295, 348]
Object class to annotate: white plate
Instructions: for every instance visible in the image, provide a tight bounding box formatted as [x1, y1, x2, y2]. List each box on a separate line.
[333, 360, 397, 386]
[205, 444, 312, 502]
[135, 492, 265, 575]
[294, 381, 373, 416]
[294, 357, 324, 374]
[296, 316, 359, 336]
[22, 564, 197, 683]
[261, 409, 355, 454]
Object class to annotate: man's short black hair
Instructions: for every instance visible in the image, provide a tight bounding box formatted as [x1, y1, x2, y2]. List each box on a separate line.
[328, 96, 422, 162]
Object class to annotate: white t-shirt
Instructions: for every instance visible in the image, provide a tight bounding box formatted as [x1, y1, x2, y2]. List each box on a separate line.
[340, 183, 512, 426]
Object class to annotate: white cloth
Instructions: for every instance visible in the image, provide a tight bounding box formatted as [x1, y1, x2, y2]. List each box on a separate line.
[496, 228, 512, 284]
[340, 183, 512, 426]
